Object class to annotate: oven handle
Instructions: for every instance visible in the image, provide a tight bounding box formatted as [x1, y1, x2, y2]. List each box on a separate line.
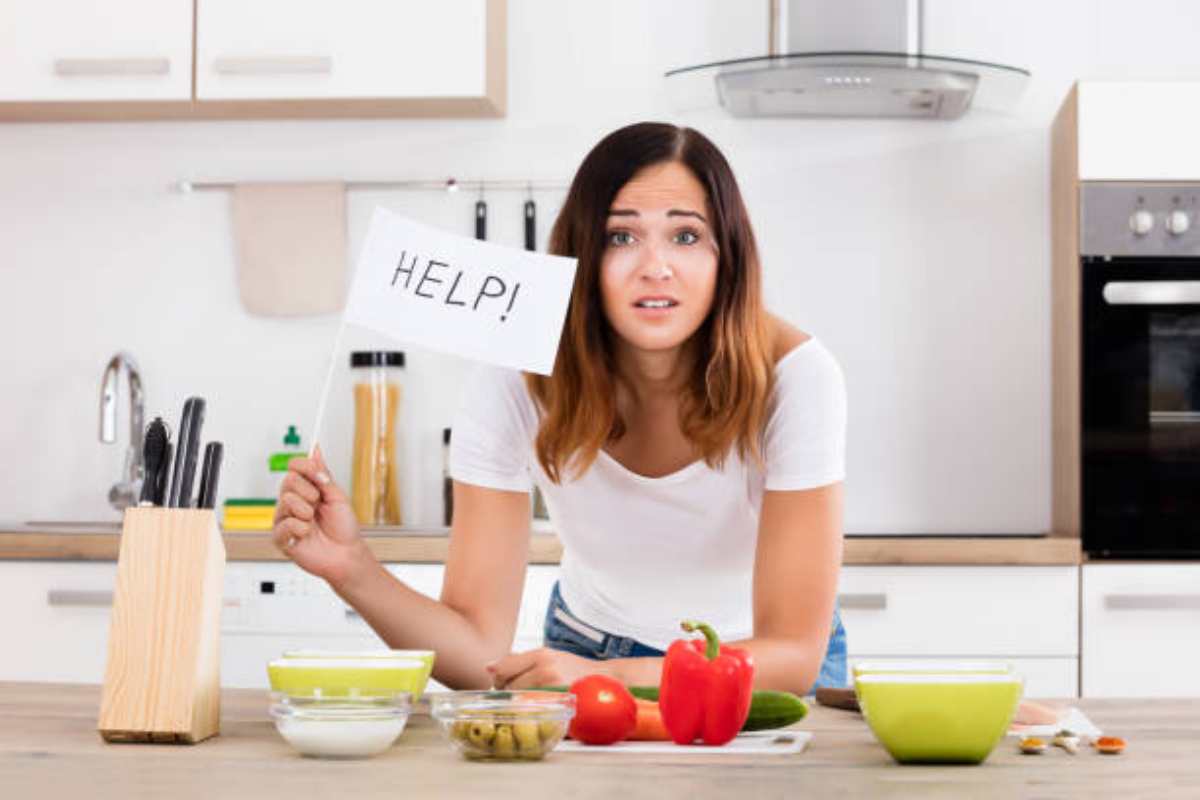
[1102, 281, 1200, 305]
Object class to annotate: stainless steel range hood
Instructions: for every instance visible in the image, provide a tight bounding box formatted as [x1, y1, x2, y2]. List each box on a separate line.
[666, 0, 1029, 120]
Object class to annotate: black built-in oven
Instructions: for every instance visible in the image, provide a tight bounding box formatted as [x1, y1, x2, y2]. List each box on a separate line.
[1082, 183, 1200, 558]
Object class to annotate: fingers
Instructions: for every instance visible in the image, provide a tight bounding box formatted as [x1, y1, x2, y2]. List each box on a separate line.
[272, 516, 312, 554]
[280, 471, 320, 505]
[276, 491, 315, 523]
[488, 650, 553, 689]
[288, 451, 349, 505]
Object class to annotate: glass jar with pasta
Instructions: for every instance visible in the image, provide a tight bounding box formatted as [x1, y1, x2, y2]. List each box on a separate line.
[350, 350, 404, 526]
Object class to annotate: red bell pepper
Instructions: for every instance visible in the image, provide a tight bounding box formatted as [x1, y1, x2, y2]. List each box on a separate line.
[658, 620, 755, 746]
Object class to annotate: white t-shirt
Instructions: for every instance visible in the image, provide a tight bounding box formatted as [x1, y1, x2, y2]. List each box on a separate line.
[449, 337, 847, 651]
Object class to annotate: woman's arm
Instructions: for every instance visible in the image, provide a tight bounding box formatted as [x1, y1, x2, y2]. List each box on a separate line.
[276, 453, 531, 690]
[492, 484, 843, 693]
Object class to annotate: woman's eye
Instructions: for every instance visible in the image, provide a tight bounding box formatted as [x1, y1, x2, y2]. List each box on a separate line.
[674, 230, 700, 245]
[607, 230, 634, 246]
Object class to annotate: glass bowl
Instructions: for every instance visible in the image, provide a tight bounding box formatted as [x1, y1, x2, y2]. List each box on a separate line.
[429, 690, 576, 761]
[269, 692, 411, 759]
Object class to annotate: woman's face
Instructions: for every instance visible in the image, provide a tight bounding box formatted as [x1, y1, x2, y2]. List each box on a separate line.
[599, 160, 719, 358]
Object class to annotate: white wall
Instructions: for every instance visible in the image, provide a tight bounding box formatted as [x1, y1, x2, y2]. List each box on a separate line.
[2, 0, 1199, 532]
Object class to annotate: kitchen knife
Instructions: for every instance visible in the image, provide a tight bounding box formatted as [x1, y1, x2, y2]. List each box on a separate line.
[196, 441, 224, 510]
[475, 199, 487, 240]
[138, 417, 169, 506]
[156, 438, 173, 506]
[167, 396, 206, 507]
[524, 199, 536, 251]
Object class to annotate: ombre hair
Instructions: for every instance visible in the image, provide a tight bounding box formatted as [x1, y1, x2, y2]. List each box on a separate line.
[526, 122, 774, 483]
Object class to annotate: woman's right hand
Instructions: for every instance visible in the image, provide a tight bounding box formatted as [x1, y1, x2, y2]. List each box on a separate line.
[273, 447, 374, 589]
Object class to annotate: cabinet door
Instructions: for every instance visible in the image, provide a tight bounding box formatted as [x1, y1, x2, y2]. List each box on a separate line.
[0, 0, 192, 101]
[838, 566, 1079, 658]
[0, 562, 117, 683]
[1082, 563, 1200, 698]
[196, 0, 490, 101]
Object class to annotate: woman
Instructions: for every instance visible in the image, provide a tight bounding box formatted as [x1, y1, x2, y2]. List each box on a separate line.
[274, 122, 847, 695]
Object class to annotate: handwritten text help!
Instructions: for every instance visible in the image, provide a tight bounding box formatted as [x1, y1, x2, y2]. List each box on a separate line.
[343, 208, 578, 375]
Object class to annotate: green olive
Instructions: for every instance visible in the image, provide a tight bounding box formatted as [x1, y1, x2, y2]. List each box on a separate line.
[538, 720, 561, 742]
[513, 721, 541, 755]
[451, 721, 472, 741]
[493, 724, 516, 758]
[467, 720, 496, 749]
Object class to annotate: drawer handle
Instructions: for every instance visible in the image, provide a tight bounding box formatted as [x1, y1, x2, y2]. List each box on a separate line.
[838, 593, 887, 611]
[47, 590, 113, 607]
[1104, 593, 1200, 611]
[213, 56, 333, 76]
[54, 58, 170, 77]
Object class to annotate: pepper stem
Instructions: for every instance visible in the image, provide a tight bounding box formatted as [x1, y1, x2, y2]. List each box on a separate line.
[680, 620, 720, 660]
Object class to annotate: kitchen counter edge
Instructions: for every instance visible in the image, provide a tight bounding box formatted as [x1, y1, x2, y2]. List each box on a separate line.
[0, 528, 1082, 565]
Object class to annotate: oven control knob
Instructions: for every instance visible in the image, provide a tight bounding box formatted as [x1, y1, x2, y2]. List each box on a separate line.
[1166, 209, 1191, 236]
[1129, 209, 1155, 236]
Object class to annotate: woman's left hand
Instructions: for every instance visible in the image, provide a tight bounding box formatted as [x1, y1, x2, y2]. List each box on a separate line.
[487, 648, 609, 689]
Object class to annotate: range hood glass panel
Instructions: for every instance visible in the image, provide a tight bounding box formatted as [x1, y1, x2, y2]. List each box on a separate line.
[668, 51, 1030, 116]
[716, 63, 977, 119]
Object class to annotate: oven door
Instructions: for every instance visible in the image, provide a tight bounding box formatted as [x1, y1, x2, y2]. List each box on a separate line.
[1082, 256, 1200, 557]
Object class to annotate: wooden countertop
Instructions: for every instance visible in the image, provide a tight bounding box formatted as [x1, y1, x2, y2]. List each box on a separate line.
[0, 682, 1189, 798]
[0, 524, 1081, 565]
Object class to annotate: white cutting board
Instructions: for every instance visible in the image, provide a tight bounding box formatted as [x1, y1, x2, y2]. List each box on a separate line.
[557, 730, 811, 755]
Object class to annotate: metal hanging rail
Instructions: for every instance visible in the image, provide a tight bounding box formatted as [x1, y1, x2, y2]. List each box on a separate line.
[173, 178, 569, 194]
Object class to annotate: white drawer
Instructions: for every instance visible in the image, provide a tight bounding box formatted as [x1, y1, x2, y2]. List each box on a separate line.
[839, 566, 1079, 658]
[848, 656, 1078, 698]
[0, 562, 117, 684]
[1082, 563, 1200, 698]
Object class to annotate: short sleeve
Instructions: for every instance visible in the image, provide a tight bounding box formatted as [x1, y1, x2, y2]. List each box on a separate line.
[763, 340, 847, 491]
[449, 365, 536, 492]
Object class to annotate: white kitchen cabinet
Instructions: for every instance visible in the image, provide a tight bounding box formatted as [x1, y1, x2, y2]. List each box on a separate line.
[1082, 563, 1200, 698]
[0, 561, 117, 683]
[839, 566, 1080, 697]
[195, 0, 490, 101]
[0, 0, 193, 102]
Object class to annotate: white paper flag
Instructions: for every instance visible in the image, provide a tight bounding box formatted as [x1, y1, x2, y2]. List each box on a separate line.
[344, 207, 578, 375]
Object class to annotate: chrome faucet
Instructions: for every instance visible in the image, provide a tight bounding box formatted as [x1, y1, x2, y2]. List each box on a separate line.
[100, 352, 144, 511]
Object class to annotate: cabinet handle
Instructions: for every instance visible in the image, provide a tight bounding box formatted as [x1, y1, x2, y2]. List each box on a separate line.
[213, 56, 333, 76]
[838, 593, 887, 611]
[1104, 594, 1200, 610]
[54, 58, 170, 77]
[47, 590, 113, 607]
[345, 608, 361, 620]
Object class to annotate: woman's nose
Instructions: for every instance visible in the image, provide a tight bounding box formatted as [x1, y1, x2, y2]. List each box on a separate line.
[637, 245, 674, 281]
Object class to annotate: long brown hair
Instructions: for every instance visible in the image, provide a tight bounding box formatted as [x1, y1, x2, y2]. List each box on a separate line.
[525, 122, 774, 483]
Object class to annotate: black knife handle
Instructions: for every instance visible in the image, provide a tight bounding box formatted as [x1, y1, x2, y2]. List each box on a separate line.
[197, 441, 224, 510]
[475, 200, 487, 240]
[168, 397, 206, 507]
[524, 199, 536, 251]
[156, 440, 172, 506]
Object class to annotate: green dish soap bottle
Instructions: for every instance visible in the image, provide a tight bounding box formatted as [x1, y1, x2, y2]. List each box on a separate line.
[270, 425, 304, 496]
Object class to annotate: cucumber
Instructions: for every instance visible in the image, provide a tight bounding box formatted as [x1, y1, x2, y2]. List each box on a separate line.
[534, 685, 807, 731]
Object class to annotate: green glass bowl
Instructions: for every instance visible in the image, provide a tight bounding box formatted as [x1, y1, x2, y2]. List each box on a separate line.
[855, 673, 1023, 764]
[267, 657, 429, 700]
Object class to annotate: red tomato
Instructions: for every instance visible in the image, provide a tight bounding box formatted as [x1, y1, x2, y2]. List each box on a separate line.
[567, 675, 638, 745]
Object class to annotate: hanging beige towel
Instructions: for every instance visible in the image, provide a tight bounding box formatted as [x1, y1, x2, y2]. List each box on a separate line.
[232, 182, 347, 316]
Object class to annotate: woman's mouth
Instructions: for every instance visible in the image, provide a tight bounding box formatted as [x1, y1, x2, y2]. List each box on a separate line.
[633, 296, 679, 310]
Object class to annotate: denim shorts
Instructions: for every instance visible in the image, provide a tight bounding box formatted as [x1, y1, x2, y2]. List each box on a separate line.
[543, 581, 848, 690]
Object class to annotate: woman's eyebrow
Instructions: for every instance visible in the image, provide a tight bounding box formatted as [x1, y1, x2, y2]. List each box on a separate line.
[607, 208, 708, 223]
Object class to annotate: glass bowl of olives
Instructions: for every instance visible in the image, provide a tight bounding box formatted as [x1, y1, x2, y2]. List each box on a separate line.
[430, 690, 576, 761]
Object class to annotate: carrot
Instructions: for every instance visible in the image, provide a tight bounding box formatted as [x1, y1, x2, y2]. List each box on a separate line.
[628, 698, 672, 741]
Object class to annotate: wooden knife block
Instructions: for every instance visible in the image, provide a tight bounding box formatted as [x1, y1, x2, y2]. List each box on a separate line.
[98, 507, 225, 744]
